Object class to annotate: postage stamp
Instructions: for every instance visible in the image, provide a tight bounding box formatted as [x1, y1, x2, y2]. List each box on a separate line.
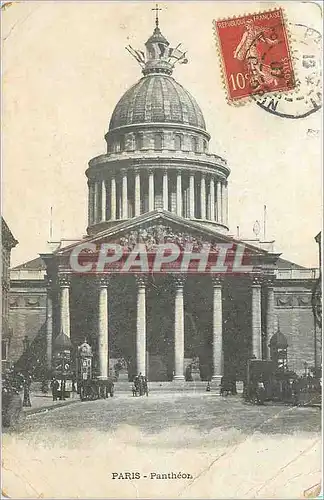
[214, 8, 296, 101]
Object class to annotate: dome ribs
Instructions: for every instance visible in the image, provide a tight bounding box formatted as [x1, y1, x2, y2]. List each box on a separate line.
[132, 78, 148, 124]
[108, 75, 207, 131]
[185, 89, 206, 130]
[160, 77, 171, 120]
[127, 79, 147, 125]
[167, 76, 184, 124]
[144, 76, 156, 122]
[109, 82, 138, 129]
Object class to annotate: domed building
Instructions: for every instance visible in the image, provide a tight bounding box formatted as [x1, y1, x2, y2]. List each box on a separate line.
[8, 15, 320, 386]
[86, 22, 229, 235]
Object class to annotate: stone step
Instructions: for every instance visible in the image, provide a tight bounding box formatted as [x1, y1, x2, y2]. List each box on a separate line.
[114, 380, 218, 392]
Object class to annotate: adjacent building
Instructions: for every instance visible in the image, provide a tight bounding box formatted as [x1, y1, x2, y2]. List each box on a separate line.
[1, 217, 18, 367]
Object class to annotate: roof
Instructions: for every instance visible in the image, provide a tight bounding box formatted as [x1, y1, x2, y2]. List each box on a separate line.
[109, 75, 206, 131]
[1, 217, 18, 250]
[274, 257, 306, 270]
[12, 256, 46, 271]
[145, 26, 169, 46]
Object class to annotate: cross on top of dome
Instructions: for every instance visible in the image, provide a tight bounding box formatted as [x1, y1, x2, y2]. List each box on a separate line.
[125, 4, 188, 76]
[152, 4, 162, 28]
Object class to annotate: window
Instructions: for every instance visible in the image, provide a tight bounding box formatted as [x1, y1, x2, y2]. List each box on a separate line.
[203, 140, 208, 152]
[191, 136, 198, 152]
[129, 134, 135, 151]
[174, 134, 182, 150]
[135, 133, 143, 150]
[154, 132, 163, 150]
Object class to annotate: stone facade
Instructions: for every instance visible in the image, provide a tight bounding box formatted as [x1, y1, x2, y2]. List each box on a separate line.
[1, 218, 18, 365]
[274, 283, 319, 374]
[8, 258, 47, 365]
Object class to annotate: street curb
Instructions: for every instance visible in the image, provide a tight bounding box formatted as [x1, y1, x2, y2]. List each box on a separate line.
[23, 398, 80, 416]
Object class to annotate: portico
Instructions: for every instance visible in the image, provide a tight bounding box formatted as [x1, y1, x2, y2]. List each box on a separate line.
[44, 214, 278, 383]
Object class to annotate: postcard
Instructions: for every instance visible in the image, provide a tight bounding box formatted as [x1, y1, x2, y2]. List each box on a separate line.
[1, 1, 322, 499]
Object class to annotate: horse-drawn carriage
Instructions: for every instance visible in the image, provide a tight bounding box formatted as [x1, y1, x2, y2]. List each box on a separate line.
[78, 377, 114, 401]
[243, 359, 274, 405]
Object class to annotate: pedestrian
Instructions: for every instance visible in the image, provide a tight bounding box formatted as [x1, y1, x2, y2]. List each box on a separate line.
[60, 378, 66, 400]
[142, 375, 148, 396]
[138, 373, 144, 396]
[292, 378, 300, 406]
[133, 375, 139, 396]
[108, 378, 114, 397]
[71, 372, 77, 394]
[50, 377, 59, 401]
[206, 381, 211, 392]
[256, 381, 265, 405]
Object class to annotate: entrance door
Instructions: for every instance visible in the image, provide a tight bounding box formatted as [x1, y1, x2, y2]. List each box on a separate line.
[147, 353, 168, 381]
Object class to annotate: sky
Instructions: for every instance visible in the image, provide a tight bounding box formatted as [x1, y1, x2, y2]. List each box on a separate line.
[2, 0, 322, 268]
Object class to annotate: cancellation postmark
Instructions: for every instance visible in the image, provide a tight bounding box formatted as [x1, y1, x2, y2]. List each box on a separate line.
[214, 8, 295, 102]
[253, 23, 322, 119]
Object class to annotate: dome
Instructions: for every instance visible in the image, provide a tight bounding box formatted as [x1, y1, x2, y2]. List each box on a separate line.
[109, 74, 206, 131]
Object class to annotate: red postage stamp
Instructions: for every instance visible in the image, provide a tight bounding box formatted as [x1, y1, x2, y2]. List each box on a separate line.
[214, 8, 295, 101]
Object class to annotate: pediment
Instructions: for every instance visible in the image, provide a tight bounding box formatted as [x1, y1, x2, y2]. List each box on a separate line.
[57, 211, 242, 253]
[56, 211, 280, 267]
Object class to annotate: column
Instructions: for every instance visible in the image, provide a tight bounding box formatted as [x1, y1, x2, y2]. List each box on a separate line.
[173, 276, 185, 380]
[101, 180, 107, 221]
[135, 170, 141, 217]
[216, 180, 222, 223]
[110, 176, 116, 220]
[98, 277, 109, 379]
[200, 174, 206, 219]
[148, 170, 154, 211]
[189, 173, 195, 218]
[223, 182, 228, 226]
[122, 170, 128, 219]
[252, 277, 262, 359]
[176, 170, 182, 217]
[163, 170, 168, 210]
[212, 277, 223, 383]
[265, 279, 275, 360]
[46, 278, 53, 370]
[210, 177, 215, 221]
[88, 182, 93, 225]
[94, 181, 99, 223]
[59, 274, 70, 338]
[136, 276, 147, 375]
